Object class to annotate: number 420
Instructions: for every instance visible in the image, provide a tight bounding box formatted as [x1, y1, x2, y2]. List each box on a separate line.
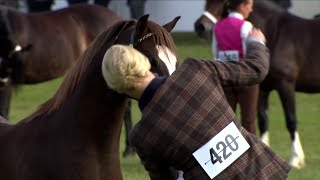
[209, 134, 239, 165]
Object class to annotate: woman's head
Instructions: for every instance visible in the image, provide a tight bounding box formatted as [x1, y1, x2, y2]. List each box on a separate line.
[228, 0, 254, 19]
[102, 44, 151, 94]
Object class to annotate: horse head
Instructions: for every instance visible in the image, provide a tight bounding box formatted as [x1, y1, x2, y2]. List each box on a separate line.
[0, 7, 19, 84]
[0, 6, 29, 85]
[194, 0, 228, 40]
[116, 14, 180, 76]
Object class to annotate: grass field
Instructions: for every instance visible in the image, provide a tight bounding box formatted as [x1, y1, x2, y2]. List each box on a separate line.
[9, 32, 320, 179]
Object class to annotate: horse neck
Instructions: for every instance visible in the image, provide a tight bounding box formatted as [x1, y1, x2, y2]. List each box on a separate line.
[65, 64, 127, 146]
[50, 63, 126, 178]
[23, 57, 127, 164]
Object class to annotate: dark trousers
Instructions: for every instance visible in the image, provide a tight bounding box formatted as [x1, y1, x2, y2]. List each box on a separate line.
[0, 0, 19, 9]
[224, 84, 259, 135]
[127, 0, 145, 19]
[27, 0, 54, 12]
[67, 0, 111, 7]
[67, 0, 145, 19]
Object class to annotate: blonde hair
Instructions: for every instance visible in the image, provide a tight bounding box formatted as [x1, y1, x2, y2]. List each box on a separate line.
[102, 44, 151, 93]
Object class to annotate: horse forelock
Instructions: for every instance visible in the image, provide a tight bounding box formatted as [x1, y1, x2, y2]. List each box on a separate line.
[144, 21, 178, 75]
[19, 20, 134, 123]
[148, 21, 177, 57]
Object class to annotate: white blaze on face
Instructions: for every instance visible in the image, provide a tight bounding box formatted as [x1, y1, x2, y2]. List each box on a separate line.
[156, 45, 177, 75]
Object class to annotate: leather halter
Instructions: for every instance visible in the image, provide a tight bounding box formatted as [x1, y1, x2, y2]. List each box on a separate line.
[129, 27, 153, 47]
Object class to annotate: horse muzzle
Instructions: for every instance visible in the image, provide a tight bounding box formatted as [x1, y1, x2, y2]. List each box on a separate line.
[194, 19, 213, 40]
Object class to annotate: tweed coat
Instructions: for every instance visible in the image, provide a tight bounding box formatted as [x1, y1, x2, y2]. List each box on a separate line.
[130, 42, 291, 180]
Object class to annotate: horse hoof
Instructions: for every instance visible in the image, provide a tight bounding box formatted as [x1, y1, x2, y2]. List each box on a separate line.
[122, 146, 136, 157]
[289, 156, 305, 169]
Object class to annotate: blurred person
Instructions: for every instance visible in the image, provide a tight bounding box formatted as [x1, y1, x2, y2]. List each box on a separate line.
[67, 0, 111, 7]
[26, 0, 54, 12]
[127, 0, 146, 19]
[0, 0, 19, 9]
[67, 0, 146, 20]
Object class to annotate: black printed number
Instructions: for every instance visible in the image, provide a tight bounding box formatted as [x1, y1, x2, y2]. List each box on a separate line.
[209, 134, 239, 165]
[225, 54, 237, 61]
[227, 54, 236, 61]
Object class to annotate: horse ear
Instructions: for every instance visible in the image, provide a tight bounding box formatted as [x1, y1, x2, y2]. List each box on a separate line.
[162, 16, 181, 32]
[136, 14, 150, 36]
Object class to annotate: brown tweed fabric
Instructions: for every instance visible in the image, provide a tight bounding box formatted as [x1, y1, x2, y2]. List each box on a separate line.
[130, 43, 291, 180]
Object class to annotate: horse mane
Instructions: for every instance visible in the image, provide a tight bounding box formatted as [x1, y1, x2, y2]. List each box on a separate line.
[148, 21, 177, 57]
[254, 0, 285, 14]
[19, 20, 135, 124]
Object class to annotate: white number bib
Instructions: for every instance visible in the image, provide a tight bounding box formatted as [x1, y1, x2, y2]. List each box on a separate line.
[192, 122, 250, 179]
[218, 50, 239, 61]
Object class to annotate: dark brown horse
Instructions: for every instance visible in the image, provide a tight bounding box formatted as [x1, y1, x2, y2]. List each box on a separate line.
[0, 4, 121, 117]
[0, 14, 180, 180]
[194, 0, 320, 169]
[0, 4, 138, 156]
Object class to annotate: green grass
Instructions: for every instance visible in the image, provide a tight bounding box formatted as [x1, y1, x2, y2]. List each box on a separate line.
[8, 32, 320, 179]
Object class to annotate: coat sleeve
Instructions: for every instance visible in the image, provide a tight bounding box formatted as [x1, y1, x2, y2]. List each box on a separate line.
[204, 42, 270, 87]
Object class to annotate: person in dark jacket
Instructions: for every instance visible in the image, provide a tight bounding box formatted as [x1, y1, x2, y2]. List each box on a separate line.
[101, 28, 291, 179]
[67, 0, 146, 19]
[67, 0, 110, 7]
[26, 0, 54, 12]
[0, 0, 19, 9]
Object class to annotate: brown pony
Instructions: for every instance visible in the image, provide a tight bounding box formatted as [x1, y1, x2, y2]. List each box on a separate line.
[0, 4, 136, 156]
[0, 15, 180, 180]
[194, 0, 320, 169]
[0, 4, 121, 118]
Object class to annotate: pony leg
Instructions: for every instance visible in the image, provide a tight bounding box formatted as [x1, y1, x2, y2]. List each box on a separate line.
[123, 100, 136, 157]
[239, 85, 259, 135]
[258, 89, 271, 146]
[277, 82, 305, 169]
[0, 82, 12, 119]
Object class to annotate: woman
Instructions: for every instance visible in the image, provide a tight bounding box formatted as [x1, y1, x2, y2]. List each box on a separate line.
[212, 0, 258, 134]
[102, 28, 290, 179]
